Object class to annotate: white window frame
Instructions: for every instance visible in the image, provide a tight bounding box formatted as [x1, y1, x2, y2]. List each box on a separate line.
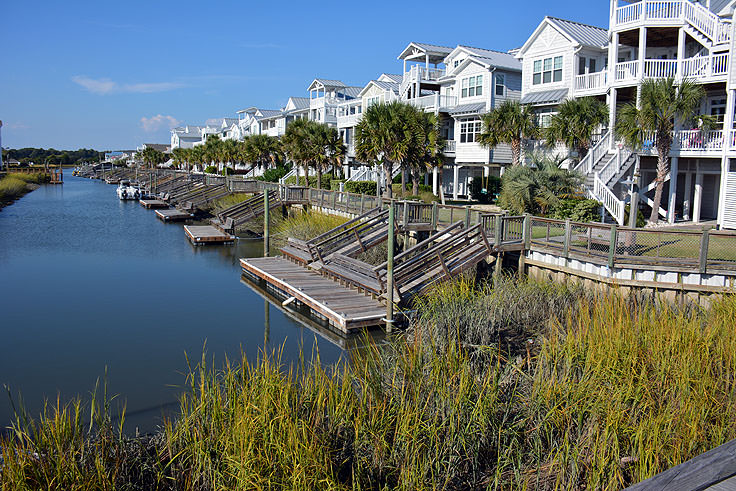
[459, 118, 482, 143]
[461, 75, 483, 98]
[533, 56, 563, 85]
[495, 73, 505, 96]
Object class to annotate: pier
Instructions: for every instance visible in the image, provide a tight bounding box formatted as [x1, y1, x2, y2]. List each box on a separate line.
[184, 225, 235, 245]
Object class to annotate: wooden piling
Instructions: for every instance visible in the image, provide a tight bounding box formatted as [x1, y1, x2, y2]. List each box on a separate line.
[264, 191, 270, 257]
[386, 200, 395, 332]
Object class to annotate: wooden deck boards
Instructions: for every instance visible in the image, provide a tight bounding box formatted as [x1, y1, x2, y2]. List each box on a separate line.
[184, 225, 235, 245]
[155, 208, 192, 221]
[139, 199, 169, 209]
[240, 256, 386, 332]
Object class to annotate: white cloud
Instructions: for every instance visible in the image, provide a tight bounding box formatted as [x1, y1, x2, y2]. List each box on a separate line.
[72, 76, 185, 95]
[4, 121, 30, 130]
[140, 114, 180, 132]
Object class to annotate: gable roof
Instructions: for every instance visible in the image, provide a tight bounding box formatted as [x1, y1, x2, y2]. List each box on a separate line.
[308, 78, 347, 90]
[398, 42, 454, 63]
[359, 79, 400, 97]
[517, 16, 608, 58]
[446, 45, 522, 72]
[285, 96, 310, 110]
[255, 109, 283, 120]
[547, 17, 608, 48]
[378, 73, 403, 83]
[710, 0, 736, 15]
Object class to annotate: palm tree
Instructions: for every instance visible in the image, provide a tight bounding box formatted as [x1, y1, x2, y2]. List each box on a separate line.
[545, 97, 609, 160]
[244, 134, 282, 176]
[323, 125, 346, 182]
[282, 118, 312, 186]
[615, 77, 705, 224]
[171, 147, 188, 172]
[498, 154, 583, 214]
[355, 101, 411, 198]
[405, 106, 443, 196]
[479, 100, 538, 167]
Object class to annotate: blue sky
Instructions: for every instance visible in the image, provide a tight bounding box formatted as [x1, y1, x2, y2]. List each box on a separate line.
[0, 0, 609, 151]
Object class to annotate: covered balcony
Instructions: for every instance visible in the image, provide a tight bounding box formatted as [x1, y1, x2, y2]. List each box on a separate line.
[405, 94, 458, 111]
[613, 53, 729, 84]
[574, 70, 609, 95]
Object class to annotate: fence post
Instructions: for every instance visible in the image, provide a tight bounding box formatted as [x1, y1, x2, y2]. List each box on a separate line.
[494, 215, 503, 248]
[563, 219, 571, 259]
[360, 194, 365, 214]
[431, 202, 438, 230]
[523, 214, 531, 250]
[386, 200, 395, 333]
[331, 190, 337, 211]
[264, 192, 270, 257]
[608, 224, 618, 268]
[464, 207, 471, 229]
[699, 229, 710, 274]
[402, 201, 409, 228]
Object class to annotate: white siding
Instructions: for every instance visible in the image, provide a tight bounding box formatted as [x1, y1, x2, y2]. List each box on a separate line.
[722, 171, 736, 228]
[520, 24, 576, 97]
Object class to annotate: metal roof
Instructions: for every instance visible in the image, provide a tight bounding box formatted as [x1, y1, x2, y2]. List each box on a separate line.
[454, 46, 522, 71]
[286, 97, 310, 110]
[547, 17, 608, 48]
[308, 78, 347, 90]
[520, 88, 569, 105]
[379, 73, 403, 83]
[398, 42, 454, 62]
[449, 102, 487, 115]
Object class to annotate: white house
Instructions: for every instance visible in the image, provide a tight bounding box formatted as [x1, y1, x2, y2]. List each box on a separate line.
[308, 79, 362, 127]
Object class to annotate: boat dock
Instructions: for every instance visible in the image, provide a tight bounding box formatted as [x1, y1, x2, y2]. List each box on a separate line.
[184, 225, 235, 245]
[241, 256, 387, 332]
[139, 199, 169, 209]
[155, 208, 193, 222]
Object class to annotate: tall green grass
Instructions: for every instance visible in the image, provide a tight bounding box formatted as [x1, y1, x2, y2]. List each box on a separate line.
[0, 177, 29, 203]
[2, 279, 736, 489]
[272, 210, 349, 243]
[7, 173, 51, 185]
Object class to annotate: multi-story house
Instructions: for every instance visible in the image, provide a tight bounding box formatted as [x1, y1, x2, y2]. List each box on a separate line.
[398, 42, 522, 199]
[171, 125, 220, 149]
[307, 79, 362, 127]
[519, 2, 736, 228]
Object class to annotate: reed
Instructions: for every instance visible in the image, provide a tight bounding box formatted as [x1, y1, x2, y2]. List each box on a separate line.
[272, 209, 348, 242]
[0, 177, 29, 202]
[7, 173, 50, 185]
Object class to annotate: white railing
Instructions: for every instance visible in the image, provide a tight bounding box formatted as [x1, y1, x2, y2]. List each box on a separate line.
[682, 53, 729, 79]
[730, 130, 736, 148]
[407, 94, 458, 111]
[644, 59, 678, 78]
[444, 140, 456, 153]
[613, 0, 731, 45]
[574, 70, 608, 92]
[439, 95, 458, 108]
[599, 147, 635, 185]
[404, 65, 446, 83]
[594, 173, 626, 225]
[616, 2, 642, 24]
[615, 60, 639, 82]
[646, 0, 682, 20]
[676, 129, 724, 150]
[336, 112, 362, 128]
[574, 130, 613, 174]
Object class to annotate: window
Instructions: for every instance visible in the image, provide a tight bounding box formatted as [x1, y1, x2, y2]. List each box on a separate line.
[533, 56, 563, 85]
[459, 118, 482, 143]
[579, 57, 586, 75]
[365, 96, 380, 108]
[461, 75, 483, 98]
[537, 112, 555, 128]
[589, 59, 596, 73]
[710, 97, 727, 125]
[495, 73, 505, 96]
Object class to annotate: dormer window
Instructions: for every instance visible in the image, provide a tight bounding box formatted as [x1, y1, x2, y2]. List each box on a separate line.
[461, 75, 483, 98]
[533, 56, 563, 85]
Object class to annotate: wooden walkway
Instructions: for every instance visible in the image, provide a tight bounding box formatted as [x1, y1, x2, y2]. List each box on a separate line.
[241, 256, 386, 332]
[184, 225, 235, 245]
[139, 199, 169, 209]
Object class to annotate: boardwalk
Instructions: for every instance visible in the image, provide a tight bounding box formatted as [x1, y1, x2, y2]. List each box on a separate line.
[241, 256, 387, 332]
[155, 208, 192, 222]
[184, 225, 235, 245]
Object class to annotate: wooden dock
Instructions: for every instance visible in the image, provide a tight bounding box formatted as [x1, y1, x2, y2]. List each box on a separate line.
[139, 199, 169, 209]
[155, 208, 192, 222]
[184, 225, 235, 245]
[240, 256, 387, 332]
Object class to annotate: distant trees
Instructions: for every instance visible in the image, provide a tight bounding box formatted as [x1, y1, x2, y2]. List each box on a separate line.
[5, 147, 104, 166]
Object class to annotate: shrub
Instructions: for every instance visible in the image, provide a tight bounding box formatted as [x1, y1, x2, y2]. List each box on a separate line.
[222, 167, 234, 176]
[345, 180, 377, 195]
[204, 166, 217, 174]
[469, 176, 501, 204]
[330, 179, 346, 191]
[548, 197, 602, 223]
[256, 166, 289, 182]
[284, 173, 333, 188]
[624, 203, 647, 228]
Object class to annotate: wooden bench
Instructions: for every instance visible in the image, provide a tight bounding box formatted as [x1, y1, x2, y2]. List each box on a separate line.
[280, 238, 314, 265]
[321, 254, 383, 296]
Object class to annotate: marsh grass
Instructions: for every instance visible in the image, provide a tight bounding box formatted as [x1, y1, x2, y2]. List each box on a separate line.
[7, 173, 50, 185]
[3, 279, 736, 489]
[210, 193, 251, 213]
[0, 177, 29, 203]
[271, 210, 349, 244]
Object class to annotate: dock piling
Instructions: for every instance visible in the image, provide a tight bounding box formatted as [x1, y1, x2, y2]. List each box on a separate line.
[386, 200, 395, 332]
[264, 191, 270, 257]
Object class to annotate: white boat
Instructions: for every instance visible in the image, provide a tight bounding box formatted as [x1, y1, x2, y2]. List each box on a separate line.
[116, 180, 141, 200]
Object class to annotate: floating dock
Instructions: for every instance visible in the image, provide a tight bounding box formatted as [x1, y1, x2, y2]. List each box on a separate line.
[184, 225, 235, 245]
[155, 208, 193, 222]
[240, 256, 386, 332]
[139, 199, 169, 209]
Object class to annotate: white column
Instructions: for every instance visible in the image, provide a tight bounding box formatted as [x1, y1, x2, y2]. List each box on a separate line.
[693, 172, 704, 223]
[638, 27, 647, 93]
[683, 170, 693, 220]
[432, 166, 438, 195]
[667, 156, 679, 223]
[453, 165, 460, 200]
[677, 28, 686, 80]
[608, 88, 618, 139]
[718, 156, 729, 226]
[425, 54, 429, 70]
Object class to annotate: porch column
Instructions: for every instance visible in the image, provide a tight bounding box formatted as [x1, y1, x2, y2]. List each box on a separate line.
[433, 166, 438, 195]
[676, 28, 686, 79]
[638, 27, 647, 81]
[683, 170, 693, 220]
[608, 87, 618, 141]
[693, 172, 704, 223]
[453, 164, 460, 200]
[425, 54, 429, 70]
[667, 156, 679, 223]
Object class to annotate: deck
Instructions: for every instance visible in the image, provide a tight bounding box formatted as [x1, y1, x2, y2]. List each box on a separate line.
[139, 199, 169, 209]
[240, 256, 386, 332]
[184, 225, 235, 245]
[155, 208, 193, 222]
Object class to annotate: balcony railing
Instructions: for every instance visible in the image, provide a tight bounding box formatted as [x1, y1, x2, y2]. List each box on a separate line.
[574, 70, 608, 93]
[614, 53, 729, 83]
[641, 129, 725, 152]
[444, 140, 456, 153]
[406, 94, 458, 110]
[613, 0, 731, 45]
[404, 65, 446, 83]
[337, 112, 362, 128]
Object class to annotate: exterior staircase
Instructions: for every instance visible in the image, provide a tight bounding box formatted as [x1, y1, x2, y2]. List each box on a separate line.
[573, 130, 636, 225]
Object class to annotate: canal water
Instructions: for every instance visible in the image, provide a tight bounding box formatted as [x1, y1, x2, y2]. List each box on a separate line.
[0, 177, 345, 433]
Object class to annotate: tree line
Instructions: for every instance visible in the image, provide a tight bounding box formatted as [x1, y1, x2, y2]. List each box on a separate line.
[3, 148, 105, 166]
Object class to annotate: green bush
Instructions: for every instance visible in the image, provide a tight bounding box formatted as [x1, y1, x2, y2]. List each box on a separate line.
[469, 176, 501, 204]
[222, 167, 234, 176]
[204, 166, 217, 174]
[256, 167, 289, 182]
[548, 197, 602, 223]
[330, 179, 346, 191]
[345, 180, 378, 195]
[624, 204, 647, 228]
[284, 173, 333, 188]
